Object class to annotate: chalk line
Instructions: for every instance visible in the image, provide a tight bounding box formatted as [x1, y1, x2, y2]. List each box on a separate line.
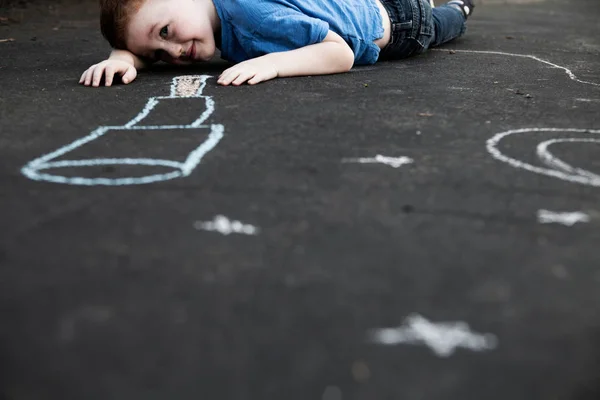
[342, 155, 414, 168]
[21, 75, 224, 186]
[487, 128, 600, 187]
[432, 49, 599, 87]
[575, 98, 600, 103]
[456, 50, 600, 185]
[537, 138, 600, 180]
[368, 314, 498, 357]
[537, 209, 590, 226]
[193, 215, 260, 236]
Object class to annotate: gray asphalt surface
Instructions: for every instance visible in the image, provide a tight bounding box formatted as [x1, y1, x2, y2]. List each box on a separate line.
[1, 0, 600, 399]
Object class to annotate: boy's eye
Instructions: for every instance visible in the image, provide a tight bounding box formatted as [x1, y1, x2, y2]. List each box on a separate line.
[159, 25, 169, 39]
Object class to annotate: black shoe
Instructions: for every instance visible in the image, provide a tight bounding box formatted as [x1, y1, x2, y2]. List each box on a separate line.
[447, 0, 475, 18]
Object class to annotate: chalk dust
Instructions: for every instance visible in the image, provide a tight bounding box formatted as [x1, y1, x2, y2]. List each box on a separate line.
[174, 76, 203, 97]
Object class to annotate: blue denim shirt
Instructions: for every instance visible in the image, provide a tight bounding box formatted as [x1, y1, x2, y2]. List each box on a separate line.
[213, 0, 385, 65]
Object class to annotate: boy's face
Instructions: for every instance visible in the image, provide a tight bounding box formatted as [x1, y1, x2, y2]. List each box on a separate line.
[126, 0, 217, 64]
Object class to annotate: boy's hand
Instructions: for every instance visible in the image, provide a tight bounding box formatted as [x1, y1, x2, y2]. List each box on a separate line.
[79, 59, 138, 87]
[217, 31, 354, 86]
[217, 57, 278, 86]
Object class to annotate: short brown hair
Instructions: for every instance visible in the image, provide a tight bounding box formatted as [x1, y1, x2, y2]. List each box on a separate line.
[99, 0, 146, 49]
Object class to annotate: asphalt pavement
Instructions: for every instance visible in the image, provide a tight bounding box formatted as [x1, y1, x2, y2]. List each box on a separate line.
[1, 0, 600, 399]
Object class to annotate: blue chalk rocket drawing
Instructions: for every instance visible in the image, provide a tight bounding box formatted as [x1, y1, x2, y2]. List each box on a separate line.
[21, 75, 223, 186]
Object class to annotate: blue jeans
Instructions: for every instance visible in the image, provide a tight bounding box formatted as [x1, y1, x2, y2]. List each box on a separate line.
[379, 0, 467, 60]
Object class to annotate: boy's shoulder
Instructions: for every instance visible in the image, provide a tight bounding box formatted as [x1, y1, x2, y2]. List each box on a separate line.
[217, 0, 308, 17]
[216, 0, 307, 26]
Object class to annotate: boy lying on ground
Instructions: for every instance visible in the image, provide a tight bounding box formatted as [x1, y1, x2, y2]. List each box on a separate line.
[80, 0, 474, 87]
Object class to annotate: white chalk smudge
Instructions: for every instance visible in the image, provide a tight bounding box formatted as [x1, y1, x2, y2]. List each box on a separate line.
[369, 314, 498, 357]
[193, 215, 259, 236]
[537, 209, 590, 226]
[575, 98, 600, 103]
[342, 155, 414, 168]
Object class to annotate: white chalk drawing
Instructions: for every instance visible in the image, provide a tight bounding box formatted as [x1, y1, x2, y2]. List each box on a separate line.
[487, 128, 600, 186]
[432, 49, 599, 87]
[368, 313, 498, 357]
[538, 209, 591, 226]
[21, 75, 223, 185]
[442, 50, 600, 186]
[575, 98, 600, 103]
[193, 215, 260, 236]
[342, 155, 414, 168]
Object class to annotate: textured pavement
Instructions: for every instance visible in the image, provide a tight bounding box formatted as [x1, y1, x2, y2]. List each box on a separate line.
[1, 0, 600, 399]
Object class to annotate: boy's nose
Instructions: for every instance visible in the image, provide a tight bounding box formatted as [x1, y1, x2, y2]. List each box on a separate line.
[166, 44, 184, 59]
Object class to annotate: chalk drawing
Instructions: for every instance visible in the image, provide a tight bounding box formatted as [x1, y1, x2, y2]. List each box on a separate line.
[368, 313, 498, 357]
[21, 75, 223, 186]
[342, 155, 414, 168]
[538, 209, 590, 226]
[193, 215, 259, 236]
[443, 50, 600, 185]
[487, 128, 600, 186]
[575, 98, 600, 103]
[432, 49, 600, 87]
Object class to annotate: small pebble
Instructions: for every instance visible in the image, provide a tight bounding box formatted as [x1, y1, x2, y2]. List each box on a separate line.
[351, 361, 371, 383]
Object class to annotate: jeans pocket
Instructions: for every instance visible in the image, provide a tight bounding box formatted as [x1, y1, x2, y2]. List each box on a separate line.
[380, 37, 421, 60]
[413, 0, 434, 52]
[414, 28, 433, 54]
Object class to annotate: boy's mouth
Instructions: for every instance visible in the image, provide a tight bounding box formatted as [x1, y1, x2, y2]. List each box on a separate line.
[186, 43, 196, 60]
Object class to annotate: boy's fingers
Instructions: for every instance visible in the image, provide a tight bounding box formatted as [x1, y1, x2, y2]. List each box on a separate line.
[216, 73, 229, 85]
[121, 66, 137, 84]
[217, 67, 236, 83]
[224, 75, 238, 85]
[84, 66, 96, 86]
[219, 66, 233, 79]
[104, 66, 115, 86]
[232, 71, 254, 86]
[80, 64, 95, 84]
[219, 70, 240, 85]
[80, 61, 137, 87]
[92, 66, 105, 87]
[247, 75, 261, 85]
[248, 71, 268, 85]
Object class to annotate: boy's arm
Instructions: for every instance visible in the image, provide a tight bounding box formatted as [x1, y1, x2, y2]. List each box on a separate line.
[217, 30, 355, 86]
[80, 49, 155, 87]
